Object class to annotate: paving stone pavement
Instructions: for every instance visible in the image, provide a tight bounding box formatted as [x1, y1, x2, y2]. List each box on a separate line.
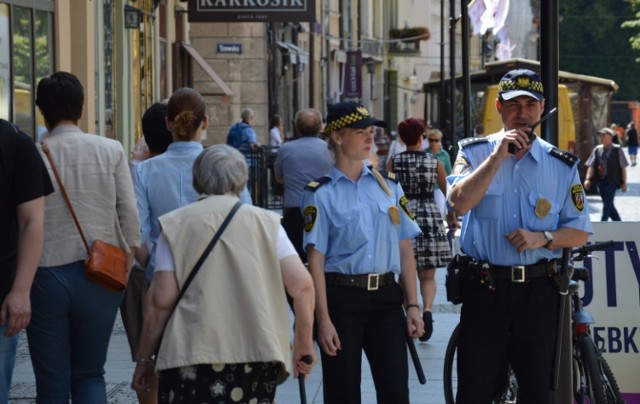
[9, 149, 640, 403]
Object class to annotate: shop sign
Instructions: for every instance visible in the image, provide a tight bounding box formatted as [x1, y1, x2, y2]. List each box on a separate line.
[188, 0, 315, 23]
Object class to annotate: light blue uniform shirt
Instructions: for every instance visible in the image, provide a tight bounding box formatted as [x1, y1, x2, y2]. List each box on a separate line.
[447, 134, 592, 266]
[134, 141, 251, 280]
[301, 164, 421, 275]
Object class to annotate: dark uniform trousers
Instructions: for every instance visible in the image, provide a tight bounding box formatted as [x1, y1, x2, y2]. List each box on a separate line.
[282, 207, 306, 263]
[321, 281, 410, 404]
[456, 277, 560, 404]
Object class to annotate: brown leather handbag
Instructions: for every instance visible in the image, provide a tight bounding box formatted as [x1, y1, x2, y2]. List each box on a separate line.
[42, 142, 127, 292]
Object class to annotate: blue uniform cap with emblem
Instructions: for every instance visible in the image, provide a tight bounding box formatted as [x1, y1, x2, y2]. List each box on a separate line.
[325, 101, 387, 133]
[498, 69, 544, 101]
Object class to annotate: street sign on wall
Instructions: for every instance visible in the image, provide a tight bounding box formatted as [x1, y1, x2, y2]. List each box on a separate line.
[188, 0, 315, 23]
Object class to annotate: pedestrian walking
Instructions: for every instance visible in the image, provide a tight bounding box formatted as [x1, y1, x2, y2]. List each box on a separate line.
[447, 69, 592, 403]
[131, 145, 316, 403]
[274, 108, 333, 263]
[584, 127, 629, 221]
[28, 71, 141, 403]
[302, 101, 423, 404]
[626, 121, 638, 166]
[0, 119, 53, 404]
[424, 128, 454, 219]
[121, 101, 173, 404]
[389, 118, 455, 342]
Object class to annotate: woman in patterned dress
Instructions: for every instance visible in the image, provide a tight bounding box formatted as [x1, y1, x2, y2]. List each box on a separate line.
[390, 118, 456, 342]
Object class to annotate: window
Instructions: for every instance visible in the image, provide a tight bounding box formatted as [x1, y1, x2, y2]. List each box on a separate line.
[1, 1, 54, 138]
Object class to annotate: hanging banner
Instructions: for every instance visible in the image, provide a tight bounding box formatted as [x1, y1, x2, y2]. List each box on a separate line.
[344, 50, 362, 99]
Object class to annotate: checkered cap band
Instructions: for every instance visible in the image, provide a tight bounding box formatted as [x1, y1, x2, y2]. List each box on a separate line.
[499, 75, 544, 94]
[325, 111, 370, 133]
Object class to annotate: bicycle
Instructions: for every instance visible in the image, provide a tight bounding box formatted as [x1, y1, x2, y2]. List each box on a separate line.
[443, 241, 623, 404]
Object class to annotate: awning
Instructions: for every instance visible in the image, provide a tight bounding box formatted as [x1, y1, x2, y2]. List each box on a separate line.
[181, 42, 233, 96]
[276, 41, 309, 65]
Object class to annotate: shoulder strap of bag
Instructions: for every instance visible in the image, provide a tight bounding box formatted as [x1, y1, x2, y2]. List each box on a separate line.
[41, 142, 91, 254]
[155, 200, 242, 356]
[176, 200, 242, 302]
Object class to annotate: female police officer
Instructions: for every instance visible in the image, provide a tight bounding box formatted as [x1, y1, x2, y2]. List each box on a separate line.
[301, 101, 423, 404]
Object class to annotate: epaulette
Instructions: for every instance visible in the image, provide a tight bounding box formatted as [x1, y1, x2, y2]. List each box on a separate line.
[549, 147, 578, 167]
[304, 176, 331, 192]
[379, 170, 399, 183]
[458, 136, 489, 149]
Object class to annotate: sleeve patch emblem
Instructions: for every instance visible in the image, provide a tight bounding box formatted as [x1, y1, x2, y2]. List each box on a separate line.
[452, 155, 471, 175]
[570, 184, 585, 212]
[303, 205, 318, 233]
[399, 195, 416, 221]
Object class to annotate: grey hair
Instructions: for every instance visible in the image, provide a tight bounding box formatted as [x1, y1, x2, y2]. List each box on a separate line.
[241, 107, 254, 121]
[192, 145, 248, 196]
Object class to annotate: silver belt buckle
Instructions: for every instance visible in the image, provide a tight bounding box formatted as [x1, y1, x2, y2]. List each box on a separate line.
[511, 266, 526, 283]
[367, 274, 380, 291]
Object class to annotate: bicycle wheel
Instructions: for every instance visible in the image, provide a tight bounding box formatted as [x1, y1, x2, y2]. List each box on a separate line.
[575, 335, 607, 403]
[443, 323, 518, 403]
[443, 323, 460, 404]
[600, 352, 623, 403]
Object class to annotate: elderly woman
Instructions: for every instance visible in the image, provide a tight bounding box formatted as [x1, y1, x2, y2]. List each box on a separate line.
[131, 145, 315, 403]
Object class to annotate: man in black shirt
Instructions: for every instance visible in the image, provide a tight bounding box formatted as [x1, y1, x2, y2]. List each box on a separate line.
[0, 119, 53, 402]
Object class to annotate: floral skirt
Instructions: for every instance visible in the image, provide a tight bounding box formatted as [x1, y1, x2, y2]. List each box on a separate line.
[158, 362, 281, 403]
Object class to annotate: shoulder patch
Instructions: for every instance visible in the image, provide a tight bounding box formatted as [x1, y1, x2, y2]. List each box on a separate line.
[378, 170, 398, 183]
[549, 147, 578, 167]
[459, 136, 489, 149]
[304, 176, 331, 192]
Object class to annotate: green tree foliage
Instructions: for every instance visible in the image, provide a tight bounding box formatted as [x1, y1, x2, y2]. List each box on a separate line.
[559, 0, 640, 100]
[622, 0, 640, 58]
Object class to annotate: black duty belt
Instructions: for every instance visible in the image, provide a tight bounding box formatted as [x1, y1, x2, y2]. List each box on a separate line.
[490, 260, 558, 283]
[325, 272, 395, 291]
[404, 191, 434, 199]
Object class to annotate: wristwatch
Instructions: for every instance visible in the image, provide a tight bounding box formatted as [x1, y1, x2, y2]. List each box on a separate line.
[543, 231, 554, 248]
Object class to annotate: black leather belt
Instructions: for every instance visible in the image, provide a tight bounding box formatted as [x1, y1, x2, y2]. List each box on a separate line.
[490, 260, 558, 283]
[325, 272, 395, 291]
[404, 191, 434, 199]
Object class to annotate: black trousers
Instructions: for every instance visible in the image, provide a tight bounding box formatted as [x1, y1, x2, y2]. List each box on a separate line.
[456, 277, 560, 404]
[321, 282, 409, 404]
[282, 207, 306, 263]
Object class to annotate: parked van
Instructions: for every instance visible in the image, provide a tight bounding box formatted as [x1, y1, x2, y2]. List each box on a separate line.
[481, 84, 576, 154]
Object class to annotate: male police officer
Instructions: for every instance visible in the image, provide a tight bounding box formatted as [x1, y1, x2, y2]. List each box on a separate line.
[447, 69, 592, 403]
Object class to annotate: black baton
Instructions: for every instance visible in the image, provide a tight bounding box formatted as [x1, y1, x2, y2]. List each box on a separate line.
[551, 248, 571, 390]
[407, 337, 427, 384]
[299, 355, 313, 404]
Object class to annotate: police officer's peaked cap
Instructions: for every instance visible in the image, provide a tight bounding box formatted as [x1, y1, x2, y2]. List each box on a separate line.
[325, 101, 387, 133]
[498, 69, 544, 101]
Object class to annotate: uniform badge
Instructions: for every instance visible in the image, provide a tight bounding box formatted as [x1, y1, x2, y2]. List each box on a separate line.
[452, 155, 471, 175]
[535, 198, 551, 218]
[570, 184, 585, 212]
[399, 195, 416, 221]
[388, 206, 400, 225]
[303, 205, 318, 233]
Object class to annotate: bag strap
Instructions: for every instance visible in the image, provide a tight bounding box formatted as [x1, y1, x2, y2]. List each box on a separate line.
[176, 200, 242, 302]
[41, 142, 91, 254]
[154, 200, 242, 356]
